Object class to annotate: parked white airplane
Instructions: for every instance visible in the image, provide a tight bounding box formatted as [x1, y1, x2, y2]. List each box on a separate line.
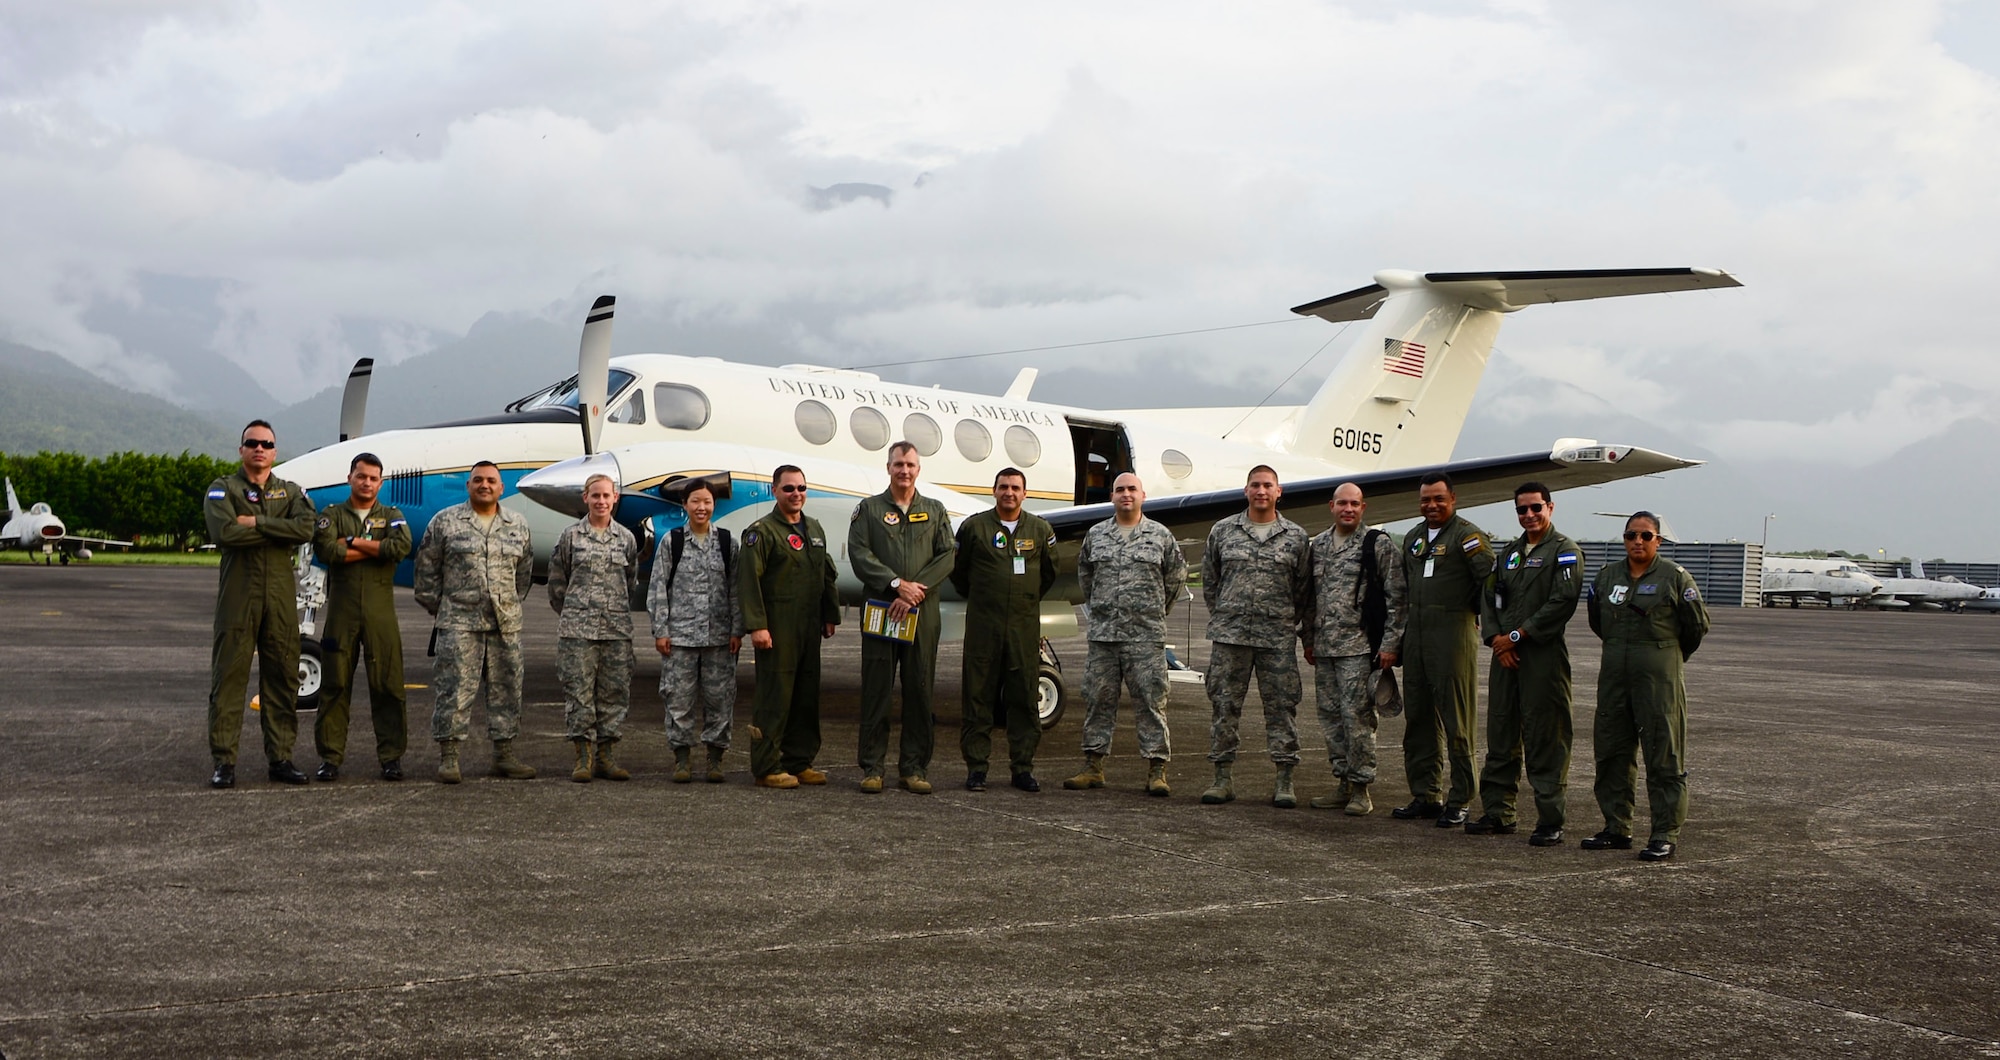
[1965, 587, 2000, 613]
[2, 478, 133, 564]
[1760, 556, 1887, 608]
[1864, 560, 1989, 612]
[276, 267, 1739, 712]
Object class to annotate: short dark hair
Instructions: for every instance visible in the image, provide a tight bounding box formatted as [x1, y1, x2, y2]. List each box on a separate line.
[241, 419, 274, 442]
[1420, 471, 1454, 493]
[887, 441, 919, 460]
[1246, 464, 1279, 485]
[681, 479, 715, 501]
[349, 452, 384, 473]
[1514, 481, 1551, 505]
[1626, 510, 1661, 533]
[994, 467, 1026, 488]
[772, 464, 805, 486]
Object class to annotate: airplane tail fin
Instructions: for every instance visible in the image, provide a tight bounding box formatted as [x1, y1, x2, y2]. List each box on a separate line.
[1284, 268, 1740, 469]
[1911, 558, 1926, 579]
[4, 477, 18, 518]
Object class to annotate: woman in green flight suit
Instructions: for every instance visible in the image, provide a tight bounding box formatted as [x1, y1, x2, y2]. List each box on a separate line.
[1584, 511, 1710, 862]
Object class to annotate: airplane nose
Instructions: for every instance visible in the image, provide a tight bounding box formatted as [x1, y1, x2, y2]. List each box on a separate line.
[519, 453, 620, 518]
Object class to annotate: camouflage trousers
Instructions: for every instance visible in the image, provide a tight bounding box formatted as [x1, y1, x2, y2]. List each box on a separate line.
[1080, 640, 1171, 760]
[558, 636, 632, 743]
[661, 643, 736, 749]
[1205, 641, 1301, 765]
[430, 628, 524, 743]
[1313, 655, 1378, 784]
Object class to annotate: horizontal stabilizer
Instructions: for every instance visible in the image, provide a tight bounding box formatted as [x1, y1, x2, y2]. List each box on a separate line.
[1292, 267, 1740, 320]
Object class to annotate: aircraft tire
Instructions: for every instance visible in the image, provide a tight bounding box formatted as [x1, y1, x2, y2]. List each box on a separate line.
[297, 638, 324, 713]
[1036, 664, 1067, 731]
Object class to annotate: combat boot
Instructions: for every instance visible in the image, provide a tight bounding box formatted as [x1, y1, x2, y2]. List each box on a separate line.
[1272, 764, 1297, 809]
[1146, 759, 1170, 797]
[1063, 752, 1107, 790]
[1200, 764, 1235, 805]
[491, 740, 537, 780]
[705, 745, 726, 783]
[436, 741, 461, 785]
[1344, 783, 1373, 816]
[672, 746, 693, 784]
[570, 740, 593, 783]
[594, 740, 630, 781]
[1310, 779, 1353, 810]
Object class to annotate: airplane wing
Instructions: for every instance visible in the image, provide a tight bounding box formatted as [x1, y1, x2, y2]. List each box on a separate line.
[60, 535, 134, 550]
[1040, 442, 1700, 545]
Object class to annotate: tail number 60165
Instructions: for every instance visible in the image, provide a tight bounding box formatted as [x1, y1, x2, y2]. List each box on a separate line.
[1330, 429, 1384, 454]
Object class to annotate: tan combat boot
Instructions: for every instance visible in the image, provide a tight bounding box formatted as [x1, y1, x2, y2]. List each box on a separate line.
[1200, 764, 1235, 804]
[1344, 783, 1373, 816]
[436, 741, 461, 785]
[1063, 752, 1107, 790]
[491, 740, 537, 780]
[570, 740, 593, 783]
[594, 740, 630, 781]
[1145, 759, 1170, 797]
[705, 745, 726, 783]
[1310, 779, 1353, 810]
[672, 746, 693, 784]
[1273, 764, 1297, 809]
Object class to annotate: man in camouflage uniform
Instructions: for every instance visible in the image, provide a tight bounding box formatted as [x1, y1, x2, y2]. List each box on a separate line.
[310, 451, 412, 782]
[1395, 471, 1495, 828]
[1468, 482, 1583, 845]
[1064, 472, 1186, 796]
[1584, 511, 1710, 862]
[548, 473, 640, 783]
[413, 461, 537, 783]
[951, 467, 1059, 792]
[648, 479, 741, 784]
[1301, 482, 1405, 816]
[739, 465, 840, 789]
[203, 419, 318, 788]
[1200, 465, 1312, 808]
[848, 442, 958, 794]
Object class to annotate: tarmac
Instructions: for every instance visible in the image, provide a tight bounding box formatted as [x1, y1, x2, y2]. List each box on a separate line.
[1, 564, 1997, 1059]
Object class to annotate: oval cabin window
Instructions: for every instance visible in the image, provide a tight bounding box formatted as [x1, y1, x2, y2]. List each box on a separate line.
[954, 419, 993, 461]
[1161, 449, 1194, 480]
[903, 413, 942, 456]
[850, 407, 890, 451]
[1004, 425, 1041, 467]
[795, 400, 837, 445]
[654, 384, 710, 430]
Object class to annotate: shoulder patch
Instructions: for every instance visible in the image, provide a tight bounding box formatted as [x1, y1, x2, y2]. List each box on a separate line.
[1683, 586, 1700, 602]
[1460, 535, 1482, 553]
[1556, 552, 1578, 565]
[1046, 533, 1056, 547]
[851, 503, 863, 521]
[316, 516, 330, 529]
[389, 519, 406, 528]
[743, 529, 758, 547]
[207, 488, 227, 500]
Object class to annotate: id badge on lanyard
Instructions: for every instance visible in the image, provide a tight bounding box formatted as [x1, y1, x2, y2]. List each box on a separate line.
[1013, 549, 1026, 576]
[1423, 558, 1435, 579]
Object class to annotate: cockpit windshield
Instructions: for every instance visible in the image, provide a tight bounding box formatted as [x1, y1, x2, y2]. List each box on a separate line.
[507, 370, 637, 413]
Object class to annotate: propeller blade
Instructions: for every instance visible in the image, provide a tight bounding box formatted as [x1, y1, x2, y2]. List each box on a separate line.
[577, 295, 615, 455]
[338, 358, 374, 442]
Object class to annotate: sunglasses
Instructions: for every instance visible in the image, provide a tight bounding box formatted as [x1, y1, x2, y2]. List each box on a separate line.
[1623, 530, 1658, 542]
[776, 484, 808, 494]
[240, 439, 276, 450]
[1514, 502, 1545, 515]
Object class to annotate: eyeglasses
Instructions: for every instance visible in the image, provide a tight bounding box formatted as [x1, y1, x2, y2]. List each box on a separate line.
[776, 484, 808, 494]
[1623, 530, 1657, 542]
[240, 439, 276, 450]
[1514, 502, 1545, 515]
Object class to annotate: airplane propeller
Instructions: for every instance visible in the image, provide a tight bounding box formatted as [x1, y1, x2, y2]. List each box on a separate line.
[338, 358, 374, 443]
[578, 295, 615, 457]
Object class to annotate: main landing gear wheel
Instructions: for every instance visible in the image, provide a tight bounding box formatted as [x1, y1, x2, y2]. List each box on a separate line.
[1036, 637, 1067, 731]
[297, 638, 325, 712]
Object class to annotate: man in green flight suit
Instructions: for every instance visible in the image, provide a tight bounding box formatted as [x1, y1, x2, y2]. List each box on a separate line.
[1467, 481, 1582, 846]
[848, 441, 958, 794]
[311, 452, 413, 782]
[739, 464, 841, 789]
[951, 467, 1059, 792]
[1394, 471, 1495, 827]
[203, 419, 318, 789]
[1584, 510, 1710, 862]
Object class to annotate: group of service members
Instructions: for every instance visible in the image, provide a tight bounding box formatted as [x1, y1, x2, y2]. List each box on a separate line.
[200, 423, 1708, 859]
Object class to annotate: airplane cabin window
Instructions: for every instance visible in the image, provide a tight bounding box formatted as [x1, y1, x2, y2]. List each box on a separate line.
[654, 384, 711, 430]
[850, 407, 889, 451]
[903, 413, 941, 456]
[1161, 449, 1193, 480]
[608, 390, 646, 425]
[795, 400, 838, 445]
[954, 419, 992, 461]
[1004, 425, 1041, 467]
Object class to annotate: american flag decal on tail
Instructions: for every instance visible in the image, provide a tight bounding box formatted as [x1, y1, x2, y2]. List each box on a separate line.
[1383, 338, 1427, 378]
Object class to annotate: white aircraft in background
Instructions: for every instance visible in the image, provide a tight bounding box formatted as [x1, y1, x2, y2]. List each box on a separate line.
[277, 267, 1740, 718]
[1, 478, 133, 564]
[1965, 587, 2000, 613]
[1760, 556, 1886, 608]
[1863, 560, 1989, 612]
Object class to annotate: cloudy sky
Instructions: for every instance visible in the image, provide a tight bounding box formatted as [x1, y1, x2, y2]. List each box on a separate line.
[5, 1, 1998, 554]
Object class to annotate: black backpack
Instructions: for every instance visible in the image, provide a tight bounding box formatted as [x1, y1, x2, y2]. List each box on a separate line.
[664, 527, 733, 594]
[1355, 528, 1389, 654]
